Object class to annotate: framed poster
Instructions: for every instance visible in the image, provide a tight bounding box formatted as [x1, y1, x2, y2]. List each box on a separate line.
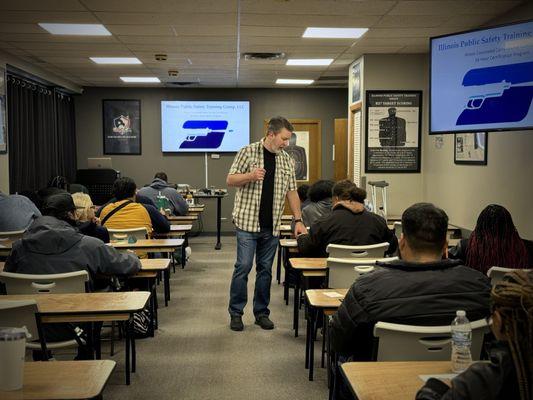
[365, 90, 422, 173]
[454, 132, 487, 165]
[350, 61, 362, 104]
[103, 99, 141, 155]
[0, 67, 6, 154]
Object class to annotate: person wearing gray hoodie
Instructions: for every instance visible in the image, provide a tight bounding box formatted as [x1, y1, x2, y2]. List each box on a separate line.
[137, 172, 189, 216]
[4, 193, 141, 355]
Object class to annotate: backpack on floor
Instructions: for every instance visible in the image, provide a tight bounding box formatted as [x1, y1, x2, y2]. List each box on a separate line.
[133, 308, 151, 339]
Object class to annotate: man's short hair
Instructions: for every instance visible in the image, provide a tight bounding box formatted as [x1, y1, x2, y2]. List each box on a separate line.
[308, 180, 334, 203]
[402, 203, 448, 254]
[113, 177, 137, 201]
[266, 116, 294, 135]
[154, 172, 168, 182]
[297, 184, 310, 202]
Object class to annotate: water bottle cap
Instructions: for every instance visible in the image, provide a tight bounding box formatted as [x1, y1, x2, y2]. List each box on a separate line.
[456, 310, 466, 317]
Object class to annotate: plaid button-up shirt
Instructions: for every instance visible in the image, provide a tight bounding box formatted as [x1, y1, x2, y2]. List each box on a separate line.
[229, 139, 297, 236]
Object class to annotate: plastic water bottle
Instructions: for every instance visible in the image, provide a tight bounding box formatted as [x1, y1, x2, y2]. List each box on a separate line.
[451, 310, 472, 373]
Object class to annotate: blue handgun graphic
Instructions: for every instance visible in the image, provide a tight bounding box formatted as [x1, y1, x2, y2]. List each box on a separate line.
[456, 61, 533, 125]
[179, 120, 229, 149]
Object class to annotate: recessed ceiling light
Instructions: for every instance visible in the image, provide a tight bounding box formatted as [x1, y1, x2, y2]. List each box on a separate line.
[90, 57, 141, 64]
[276, 79, 314, 85]
[286, 59, 333, 66]
[120, 77, 161, 83]
[38, 23, 111, 36]
[302, 27, 368, 39]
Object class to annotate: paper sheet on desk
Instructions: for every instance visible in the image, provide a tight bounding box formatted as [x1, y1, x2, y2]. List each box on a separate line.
[324, 292, 344, 298]
[419, 373, 457, 382]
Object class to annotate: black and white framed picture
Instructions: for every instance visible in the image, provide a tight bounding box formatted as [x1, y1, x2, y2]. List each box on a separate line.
[365, 90, 422, 173]
[454, 132, 488, 165]
[103, 99, 141, 155]
[0, 66, 6, 154]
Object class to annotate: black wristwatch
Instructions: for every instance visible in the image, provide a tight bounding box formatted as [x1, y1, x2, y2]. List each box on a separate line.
[294, 218, 303, 224]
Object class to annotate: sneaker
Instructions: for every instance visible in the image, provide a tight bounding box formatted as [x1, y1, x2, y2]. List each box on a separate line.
[255, 315, 275, 330]
[230, 315, 244, 331]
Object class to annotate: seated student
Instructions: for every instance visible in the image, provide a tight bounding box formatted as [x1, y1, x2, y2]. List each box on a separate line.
[329, 203, 491, 399]
[48, 175, 89, 195]
[0, 191, 41, 231]
[416, 270, 532, 400]
[297, 179, 397, 257]
[297, 184, 311, 210]
[99, 177, 153, 235]
[291, 180, 333, 231]
[449, 204, 532, 274]
[5, 193, 141, 357]
[137, 172, 188, 216]
[95, 192, 170, 235]
[71, 192, 110, 243]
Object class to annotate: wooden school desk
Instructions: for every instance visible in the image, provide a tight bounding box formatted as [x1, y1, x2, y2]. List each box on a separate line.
[305, 288, 348, 381]
[1, 291, 149, 385]
[340, 361, 452, 400]
[0, 360, 116, 400]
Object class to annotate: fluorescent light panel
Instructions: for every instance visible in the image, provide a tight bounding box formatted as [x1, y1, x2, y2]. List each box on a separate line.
[286, 58, 333, 66]
[90, 57, 141, 65]
[276, 79, 314, 85]
[120, 77, 160, 83]
[303, 27, 368, 39]
[38, 23, 111, 36]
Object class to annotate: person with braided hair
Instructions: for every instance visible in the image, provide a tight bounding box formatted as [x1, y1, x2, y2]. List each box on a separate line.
[449, 204, 532, 274]
[416, 270, 533, 400]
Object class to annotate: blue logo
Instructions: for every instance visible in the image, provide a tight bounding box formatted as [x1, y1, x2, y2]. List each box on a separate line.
[456, 61, 533, 126]
[179, 120, 229, 149]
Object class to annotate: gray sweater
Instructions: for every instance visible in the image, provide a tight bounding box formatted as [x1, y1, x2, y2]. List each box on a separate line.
[137, 178, 189, 216]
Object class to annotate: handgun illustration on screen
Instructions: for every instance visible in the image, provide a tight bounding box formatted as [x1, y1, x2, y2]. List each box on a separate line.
[179, 120, 229, 149]
[456, 61, 533, 125]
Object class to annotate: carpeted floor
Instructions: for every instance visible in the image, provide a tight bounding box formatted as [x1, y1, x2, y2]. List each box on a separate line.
[102, 235, 328, 400]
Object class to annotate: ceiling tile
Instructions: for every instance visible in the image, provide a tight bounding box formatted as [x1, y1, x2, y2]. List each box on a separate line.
[0, 0, 86, 11]
[0, 11, 98, 23]
[241, 13, 380, 27]
[241, 0, 395, 15]
[80, 0, 238, 13]
[376, 15, 453, 28]
[95, 12, 237, 25]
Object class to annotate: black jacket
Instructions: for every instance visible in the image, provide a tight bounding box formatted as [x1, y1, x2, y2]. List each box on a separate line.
[416, 342, 520, 400]
[5, 216, 141, 283]
[297, 204, 397, 257]
[330, 259, 491, 360]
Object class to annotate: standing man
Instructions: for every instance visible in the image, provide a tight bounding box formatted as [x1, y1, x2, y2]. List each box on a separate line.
[227, 116, 307, 331]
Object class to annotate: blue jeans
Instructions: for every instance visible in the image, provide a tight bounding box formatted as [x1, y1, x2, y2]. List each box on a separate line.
[228, 228, 279, 318]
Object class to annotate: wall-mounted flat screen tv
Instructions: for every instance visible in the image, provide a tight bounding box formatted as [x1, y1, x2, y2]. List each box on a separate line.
[430, 20, 533, 134]
[161, 101, 250, 152]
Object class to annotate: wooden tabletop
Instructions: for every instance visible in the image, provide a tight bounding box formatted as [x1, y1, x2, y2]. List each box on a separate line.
[0, 292, 150, 315]
[166, 215, 198, 222]
[279, 239, 297, 247]
[169, 224, 193, 232]
[341, 361, 452, 400]
[290, 258, 327, 270]
[305, 288, 348, 308]
[140, 258, 171, 271]
[109, 238, 184, 250]
[0, 360, 116, 400]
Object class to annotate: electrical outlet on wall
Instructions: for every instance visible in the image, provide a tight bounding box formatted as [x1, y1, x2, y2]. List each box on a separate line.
[211, 154, 220, 159]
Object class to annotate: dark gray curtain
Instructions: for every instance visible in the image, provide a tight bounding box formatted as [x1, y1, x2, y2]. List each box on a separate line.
[6, 75, 76, 193]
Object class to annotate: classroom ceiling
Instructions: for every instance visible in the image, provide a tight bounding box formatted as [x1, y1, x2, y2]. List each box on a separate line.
[0, 0, 525, 88]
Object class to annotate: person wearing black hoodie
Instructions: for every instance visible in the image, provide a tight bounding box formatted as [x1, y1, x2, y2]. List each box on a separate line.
[5, 192, 141, 356]
[137, 172, 189, 216]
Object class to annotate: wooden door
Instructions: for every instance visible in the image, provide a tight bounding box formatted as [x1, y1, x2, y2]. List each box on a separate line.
[334, 118, 348, 181]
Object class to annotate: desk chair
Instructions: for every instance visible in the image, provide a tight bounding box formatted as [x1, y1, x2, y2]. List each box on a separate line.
[326, 242, 390, 259]
[108, 227, 148, 241]
[0, 229, 26, 241]
[393, 222, 402, 239]
[0, 300, 79, 358]
[0, 271, 89, 294]
[326, 257, 398, 289]
[487, 266, 531, 286]
[373, 319, 489, 361]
